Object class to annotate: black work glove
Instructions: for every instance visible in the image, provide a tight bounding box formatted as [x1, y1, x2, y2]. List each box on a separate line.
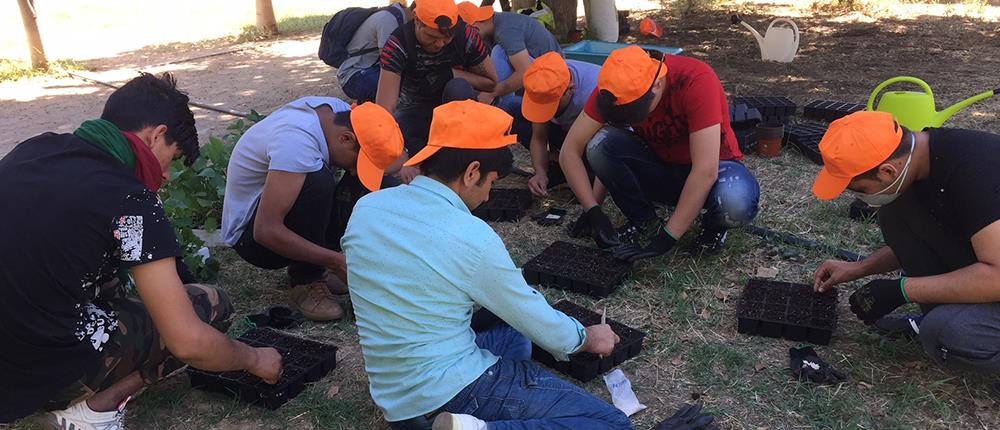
[613, 226, 677, 262]
[789, 346, 847, 385]
[655, 403, 718, 430]
[849, 278, 908, 324]
[567, 206, 621, 249]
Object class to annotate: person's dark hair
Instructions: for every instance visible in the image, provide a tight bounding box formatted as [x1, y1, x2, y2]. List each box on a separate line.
[421, 147, 513, 184]
[857, 127, 912, 180]
[596, 89, 656, 126]
[333, 110, 353, 130]
[101, 72, 199, 166]
[435, 16, 455, 35]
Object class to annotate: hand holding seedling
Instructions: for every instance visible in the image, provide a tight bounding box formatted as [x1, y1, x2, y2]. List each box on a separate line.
[527, 173, 549, 197]
[249, 346, 284, 385]
[849, 279, 908, 324]
[582, 323, 620, 356]
[812, 259, 863, 292]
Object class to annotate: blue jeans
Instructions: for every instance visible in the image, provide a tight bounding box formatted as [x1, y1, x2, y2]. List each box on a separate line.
[586, 126, 760, 229]
[390, 325, 632, 430]
[340, 65, 381, 103]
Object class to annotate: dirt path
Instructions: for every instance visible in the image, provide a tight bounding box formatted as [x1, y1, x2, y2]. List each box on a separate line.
[0, 33, 343, 156]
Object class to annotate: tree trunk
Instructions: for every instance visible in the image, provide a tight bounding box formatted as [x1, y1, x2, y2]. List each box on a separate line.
[511, 0, 534, 9]
[16, 0, 47, 69]
[255, 0, 279, 36]
[546, 0, 578, 42]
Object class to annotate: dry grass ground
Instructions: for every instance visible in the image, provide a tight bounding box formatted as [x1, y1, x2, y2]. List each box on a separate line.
[11, 1, 1000, 429]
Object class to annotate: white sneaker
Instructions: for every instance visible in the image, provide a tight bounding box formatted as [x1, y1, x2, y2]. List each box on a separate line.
[46, 401, 125, 430]
[432, 412, 488, 430]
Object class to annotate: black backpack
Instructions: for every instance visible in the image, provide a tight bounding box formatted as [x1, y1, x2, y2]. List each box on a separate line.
[318, 6, 405, 68]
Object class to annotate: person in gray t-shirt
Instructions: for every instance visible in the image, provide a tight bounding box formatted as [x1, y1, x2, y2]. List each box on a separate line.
[458, 4, 561, 102]
[337, 3, 412, 102]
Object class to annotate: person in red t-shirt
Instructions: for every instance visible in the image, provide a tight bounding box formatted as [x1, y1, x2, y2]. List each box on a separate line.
[558, 46, 759, 258]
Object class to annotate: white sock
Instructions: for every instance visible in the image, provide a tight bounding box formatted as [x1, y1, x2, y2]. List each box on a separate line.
[451, 413, 488, 430]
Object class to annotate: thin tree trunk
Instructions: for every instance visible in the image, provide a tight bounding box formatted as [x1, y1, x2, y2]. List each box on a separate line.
[546, 0, 578, 42]
[16, 0, 47, 69]
[511, 0, 534, 9]
[255, 0, 279, 36]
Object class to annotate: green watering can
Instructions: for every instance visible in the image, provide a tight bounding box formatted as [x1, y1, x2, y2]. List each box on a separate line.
[867, 76, 997, 130]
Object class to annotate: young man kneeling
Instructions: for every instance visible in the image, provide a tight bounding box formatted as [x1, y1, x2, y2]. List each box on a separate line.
[343, 100, 632, 430]
[0, 73, 282, 429]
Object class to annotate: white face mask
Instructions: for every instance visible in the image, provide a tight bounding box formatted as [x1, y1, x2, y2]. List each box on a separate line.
[855, 133, 915, 208]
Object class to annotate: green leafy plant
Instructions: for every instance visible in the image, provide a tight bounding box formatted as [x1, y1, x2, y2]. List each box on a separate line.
[161, 110, 264, 282]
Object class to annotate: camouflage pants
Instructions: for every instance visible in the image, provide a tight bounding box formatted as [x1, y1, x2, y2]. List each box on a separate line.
[44, 283, 234, 411]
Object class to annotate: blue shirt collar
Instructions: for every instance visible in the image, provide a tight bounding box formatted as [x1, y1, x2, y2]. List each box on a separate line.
[409, 176, 471, 215]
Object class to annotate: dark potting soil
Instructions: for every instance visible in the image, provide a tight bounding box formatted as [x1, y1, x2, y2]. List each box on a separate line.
[472, 188, 532, 222]
[188, 328, 338, 409]
[522, 241, 632, 298]
[736, 279, 839, 345]
[531, 300, 646, 382]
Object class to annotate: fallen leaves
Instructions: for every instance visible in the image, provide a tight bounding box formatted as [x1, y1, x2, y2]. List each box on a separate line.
[713, 288, 731, 302]
[756, 266, 779, 278]
[857, 381, 874, 390]
[699, 308, 712, 320]
[754, 362, 768, 372]
[325, 385, 340, 399]
[671, 356, 684, 366]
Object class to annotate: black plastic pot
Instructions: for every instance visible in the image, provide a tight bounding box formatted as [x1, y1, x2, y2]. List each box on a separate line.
[188, 328, 338, 409]
[522, 241, 632, 298]
[531, 300, 646, 382]
[736, 279, 839, 345]
[803, 100, 865, 122]
[473, 188, 532, 222]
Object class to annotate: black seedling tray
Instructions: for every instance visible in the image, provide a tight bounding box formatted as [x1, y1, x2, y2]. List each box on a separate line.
[737, 279, 838, 345]
[849, 198, 877, 221]
[730, 103, 763, 128]
[531, 300, 646, 382]
[473, 188, 532, 222]
[522, 241, 631, 298]
[188, 328, 338, 409]
[785, 122, 828, 165]
[802, 100, 865, 122]
[733, 96, 797, 122]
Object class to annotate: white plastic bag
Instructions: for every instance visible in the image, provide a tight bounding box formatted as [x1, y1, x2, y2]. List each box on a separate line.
[603, 369, 647, 416]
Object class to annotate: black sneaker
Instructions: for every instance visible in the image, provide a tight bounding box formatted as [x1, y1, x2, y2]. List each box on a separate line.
[695, 226, 728, 256]
[872, 314, 922, 340]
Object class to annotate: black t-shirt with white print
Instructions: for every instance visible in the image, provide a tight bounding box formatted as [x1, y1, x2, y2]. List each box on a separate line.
[0, 132, 181, 422]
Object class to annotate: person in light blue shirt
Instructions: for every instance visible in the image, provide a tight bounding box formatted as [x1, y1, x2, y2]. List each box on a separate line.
[342, 100, 631, 430]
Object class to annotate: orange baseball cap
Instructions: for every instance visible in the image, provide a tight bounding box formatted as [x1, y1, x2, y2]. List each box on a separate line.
[812, 111, 904, 200]
[597, 46, 668, 105]
[416, 0, 459, 30]
[522, 52, 571, 123]
[350, 102, 405, 192]
[404, 100, 518, 166]
[457, 1, 494, 24]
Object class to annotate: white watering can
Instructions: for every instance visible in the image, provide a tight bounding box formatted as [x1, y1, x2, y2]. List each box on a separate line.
[731, 14, 799, 63]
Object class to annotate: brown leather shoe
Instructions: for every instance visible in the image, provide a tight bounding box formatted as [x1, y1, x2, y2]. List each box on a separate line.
[324, 270, 350, 295]
[288, 281, 344, 321]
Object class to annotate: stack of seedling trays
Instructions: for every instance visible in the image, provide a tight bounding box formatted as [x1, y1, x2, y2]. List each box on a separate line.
[732, 96, 797, 124]
[473, 188, 532, 222]
[736, 279, 839, 345]
[188, 328, 338, 409]
[522, 241, 631, 298]
[784, 122, 828, 165]
[730, 103, 763, 152]
[532, 300, 646, 382]
[802, 100, 865, 122]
